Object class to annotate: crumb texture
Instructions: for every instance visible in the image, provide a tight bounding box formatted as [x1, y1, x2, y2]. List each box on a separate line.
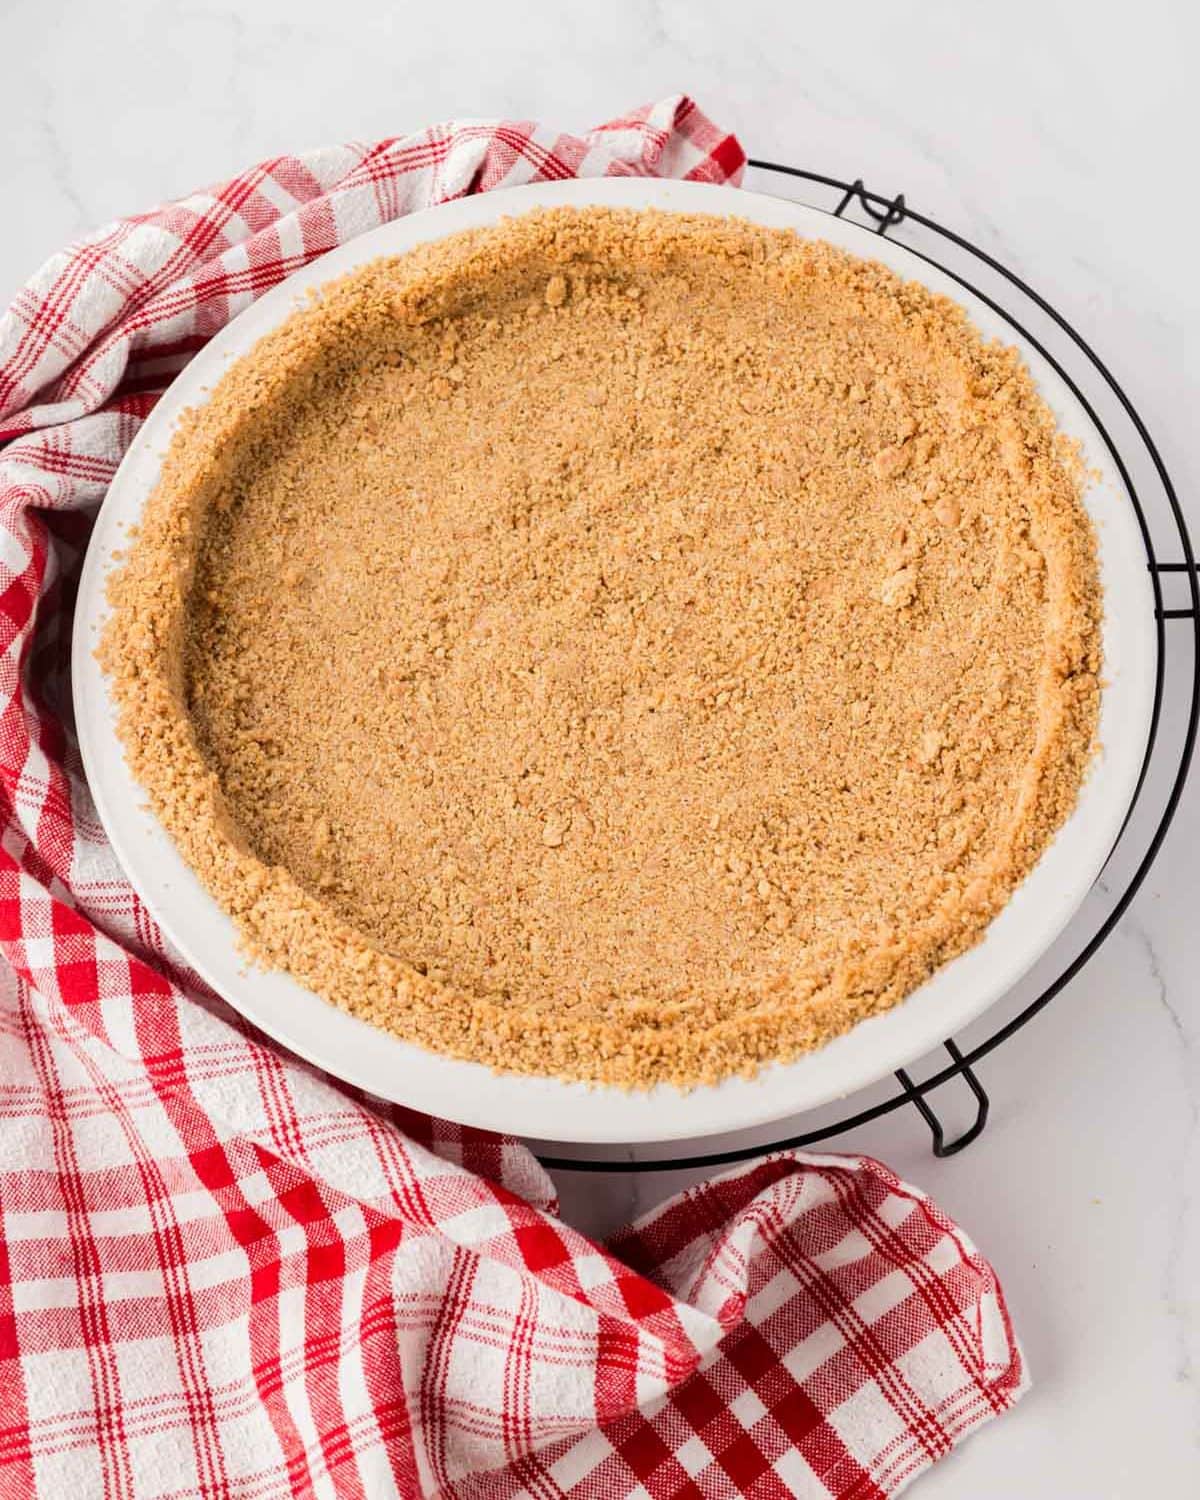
[101, 207, 1101, 1087]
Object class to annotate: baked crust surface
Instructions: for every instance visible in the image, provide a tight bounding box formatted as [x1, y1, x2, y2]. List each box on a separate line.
[101, 207, 1101, 1087]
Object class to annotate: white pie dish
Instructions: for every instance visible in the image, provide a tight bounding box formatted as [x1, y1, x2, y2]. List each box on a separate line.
[72, 176, 1156, 1144]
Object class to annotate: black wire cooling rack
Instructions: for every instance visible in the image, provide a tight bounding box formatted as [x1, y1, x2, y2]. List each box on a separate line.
[538, 159, 1199, 1175]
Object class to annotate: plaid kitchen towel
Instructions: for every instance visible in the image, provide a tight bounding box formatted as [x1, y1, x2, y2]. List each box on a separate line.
[0, 97, 1027, 1498]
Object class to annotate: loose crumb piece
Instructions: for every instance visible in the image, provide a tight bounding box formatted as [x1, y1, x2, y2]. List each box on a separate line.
[100, 206, 1101, 1089]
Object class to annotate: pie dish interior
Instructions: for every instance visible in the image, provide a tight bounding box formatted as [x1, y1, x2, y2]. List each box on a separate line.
[99, 204, 1103, 1090]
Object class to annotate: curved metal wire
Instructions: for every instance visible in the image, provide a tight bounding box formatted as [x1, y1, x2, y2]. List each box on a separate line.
[538, 160, 1198, 1175]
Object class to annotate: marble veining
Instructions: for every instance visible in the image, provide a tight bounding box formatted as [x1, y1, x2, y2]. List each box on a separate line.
[1123, 903, 1198, 1407]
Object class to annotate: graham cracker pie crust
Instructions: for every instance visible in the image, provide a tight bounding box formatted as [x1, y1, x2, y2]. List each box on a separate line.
[101, 207, 1101, 1089]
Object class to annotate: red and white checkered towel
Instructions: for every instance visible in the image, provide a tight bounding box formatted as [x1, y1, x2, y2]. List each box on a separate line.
[0, 98, 1027, 1499]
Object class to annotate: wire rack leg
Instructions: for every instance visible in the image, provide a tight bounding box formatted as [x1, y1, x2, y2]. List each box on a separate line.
[833, 178, 907, 235]
[895, 1041, 989, 1157]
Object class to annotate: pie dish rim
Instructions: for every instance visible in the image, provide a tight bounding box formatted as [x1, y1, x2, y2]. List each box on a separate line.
[71, 177, 1156, 1144]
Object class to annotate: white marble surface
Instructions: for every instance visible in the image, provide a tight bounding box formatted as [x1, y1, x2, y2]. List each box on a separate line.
[5, 0, 1198, 1492]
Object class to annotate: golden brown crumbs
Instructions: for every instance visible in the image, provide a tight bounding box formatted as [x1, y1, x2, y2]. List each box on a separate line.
[100, 206, 1101, 1088]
